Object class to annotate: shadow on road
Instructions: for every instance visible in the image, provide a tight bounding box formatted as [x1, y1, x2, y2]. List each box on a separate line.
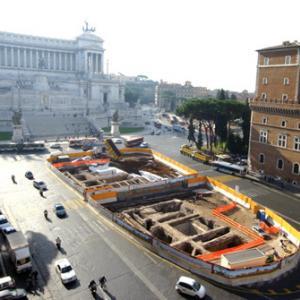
[25, 230, 59, 290]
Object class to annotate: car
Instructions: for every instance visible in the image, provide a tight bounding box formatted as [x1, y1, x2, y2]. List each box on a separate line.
[53, 204, 66, 217]
[0, 288, 27, 299]
[0, 216, 12, 232]
[139, 142, 149, 148]
[112, 138, 122, 144]
[251, 225, 271, 240]
[2, 226, 16, 236]
[25, 171, 34, 180]
[50, 143, 62, 149]
[33, 181, 47, 190]
[55, 258, 77, 284]
[175, 276, 206, 299]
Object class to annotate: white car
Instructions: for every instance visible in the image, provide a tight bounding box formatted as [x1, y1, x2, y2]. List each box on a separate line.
[112, 138, 123, 144]
[175, 276, 206, 299]
[55, 258, 77, 284]
[0, 215, 12, 232]
[139, 142, 149, 148]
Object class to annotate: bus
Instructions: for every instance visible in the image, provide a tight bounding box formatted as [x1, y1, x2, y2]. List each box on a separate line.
[123, 136, 144, 147]
[212, 160, 247, 176]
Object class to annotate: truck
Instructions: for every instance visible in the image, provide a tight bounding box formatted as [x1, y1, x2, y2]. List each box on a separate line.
[6, 232, 32, 273]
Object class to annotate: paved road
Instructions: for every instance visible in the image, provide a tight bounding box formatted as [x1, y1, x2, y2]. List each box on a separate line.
[0, 152, 250, 300]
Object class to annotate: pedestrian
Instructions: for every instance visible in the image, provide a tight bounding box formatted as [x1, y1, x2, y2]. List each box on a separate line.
[11, 174, 16, 184]
[32, 270, 38, 282]
[39, 189, 44, 197]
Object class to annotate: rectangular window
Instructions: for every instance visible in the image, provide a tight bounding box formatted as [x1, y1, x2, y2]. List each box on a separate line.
[294, 137, 300, 151]
[283, 77, 289, 85]
[259, 130, 268, 143]
[285, 55, 292, 64]
[278, 134, 287, 148]
[263, 57, 269, 65]
[281, 120, 287, 127]
[262, 77, 268, 85]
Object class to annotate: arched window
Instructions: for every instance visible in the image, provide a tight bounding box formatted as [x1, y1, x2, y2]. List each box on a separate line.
[277, 159, 284, 170]
[259, 153, 265, 164]
[293, 163, 300, 175]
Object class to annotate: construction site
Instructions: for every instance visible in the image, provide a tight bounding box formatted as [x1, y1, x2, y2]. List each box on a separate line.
[48, 139, 300, 285]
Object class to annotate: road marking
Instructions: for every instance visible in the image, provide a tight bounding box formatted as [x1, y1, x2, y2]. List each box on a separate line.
[93, 220, 105, 232]
[144, 251, 157, 264]
[95, 224, 168, 300]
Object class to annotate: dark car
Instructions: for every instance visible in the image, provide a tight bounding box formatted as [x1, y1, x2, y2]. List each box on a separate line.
[33, 181, 47, 190]
[54, 204, 66, 217]
[25, 171, 34, 180]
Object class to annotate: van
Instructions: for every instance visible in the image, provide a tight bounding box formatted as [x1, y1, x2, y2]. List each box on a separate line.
[0, 276, 15, 290]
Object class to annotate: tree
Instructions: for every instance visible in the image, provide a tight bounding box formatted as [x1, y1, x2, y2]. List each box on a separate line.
[125, 87, 139, 107]
[217, 89, 229, 100]
[241, 100, 251, 152]
[230, 93, 237, 100]
[195, 122, 203, 150]
[187, 118, 195, 144]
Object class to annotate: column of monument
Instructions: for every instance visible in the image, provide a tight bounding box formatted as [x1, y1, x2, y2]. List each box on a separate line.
[11, 47, 14, 67]
[4, 47, 7, 67]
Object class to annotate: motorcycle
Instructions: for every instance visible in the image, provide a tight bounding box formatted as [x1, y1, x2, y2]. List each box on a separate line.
[56, 237, 61, 250]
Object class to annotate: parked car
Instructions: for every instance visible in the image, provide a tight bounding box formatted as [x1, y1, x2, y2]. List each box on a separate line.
[251, 225, 272, 240]
[2, 226, 17, 236]
[50, 143, 62, 149]
[55, 258, 77, 284]
[175, 276, 206, 299]
[112, 138, 122, 144]
[53, 204, 66, 217]
[33, 181, 47, 190]
[0, 276, 15, 291]
[139, 142, 149, 148]
[0, 215, 11, 232]
[0, 288, 27, 299]
[25, 171, 34, 180]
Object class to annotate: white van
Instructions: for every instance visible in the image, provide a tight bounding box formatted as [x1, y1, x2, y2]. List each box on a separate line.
[0, 276, 15, 290]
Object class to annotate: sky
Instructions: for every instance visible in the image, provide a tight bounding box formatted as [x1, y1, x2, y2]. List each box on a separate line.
[1, 0, 300, 92]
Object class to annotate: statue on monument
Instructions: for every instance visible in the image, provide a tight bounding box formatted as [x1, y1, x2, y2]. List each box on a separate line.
[82, 21, 96, 33]
[112, 110, 119, 122]
[12, 110, 22, 125]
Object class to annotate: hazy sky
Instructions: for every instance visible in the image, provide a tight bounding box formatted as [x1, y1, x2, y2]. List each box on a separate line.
[1, 0, 299, 92]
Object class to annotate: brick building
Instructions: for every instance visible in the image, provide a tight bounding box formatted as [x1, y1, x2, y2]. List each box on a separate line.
[249, 41, 300, 186]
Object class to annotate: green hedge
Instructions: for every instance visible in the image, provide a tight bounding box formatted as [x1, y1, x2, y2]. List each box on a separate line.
[0, 132, 12, 141]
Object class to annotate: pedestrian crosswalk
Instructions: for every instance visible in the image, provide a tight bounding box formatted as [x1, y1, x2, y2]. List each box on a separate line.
[63, 198, 85, 210]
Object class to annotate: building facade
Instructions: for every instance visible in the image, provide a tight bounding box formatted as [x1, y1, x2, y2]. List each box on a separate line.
[249, 41, 300, 186]
[0, 29, 126, 117]
[155, 81, 209, 111]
